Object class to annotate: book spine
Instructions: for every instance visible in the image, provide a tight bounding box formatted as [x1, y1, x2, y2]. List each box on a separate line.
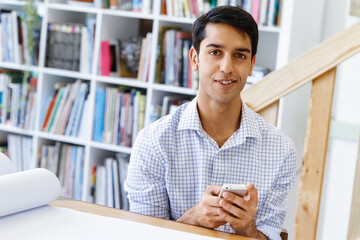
[100, 41, 111, 76]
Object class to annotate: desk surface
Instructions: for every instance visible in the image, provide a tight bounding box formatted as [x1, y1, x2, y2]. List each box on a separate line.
[50, 200, 252, 240]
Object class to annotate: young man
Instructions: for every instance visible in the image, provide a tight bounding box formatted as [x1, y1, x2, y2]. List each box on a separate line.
[125, 6, 296, 240]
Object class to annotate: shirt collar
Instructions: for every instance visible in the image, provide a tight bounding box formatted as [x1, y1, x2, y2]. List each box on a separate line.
[178, 96, 203, 131]
[177, 97, 262, 141]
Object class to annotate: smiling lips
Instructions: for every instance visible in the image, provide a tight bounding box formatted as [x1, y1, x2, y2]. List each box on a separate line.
[216, 80, 236, 85]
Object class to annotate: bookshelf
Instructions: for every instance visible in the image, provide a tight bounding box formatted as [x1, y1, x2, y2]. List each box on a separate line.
[0, 0, 298, 208]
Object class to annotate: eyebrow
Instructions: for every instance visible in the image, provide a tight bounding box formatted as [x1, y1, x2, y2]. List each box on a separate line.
[205, 43, 251, 53]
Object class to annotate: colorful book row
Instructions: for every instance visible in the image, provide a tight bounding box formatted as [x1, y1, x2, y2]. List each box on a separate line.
[0, 9, 41, 65]
[6, 134, 33, 172]
[93, 86, 146, 147]
[41, 79, 89, 138]
[0, 71, 37, 130]
[39, 142, 85, 200]
[156, 28, 199, 89]
[161, 0, 281, 27]
[46, 19, 96, 74]
[90, 153, 130, 210]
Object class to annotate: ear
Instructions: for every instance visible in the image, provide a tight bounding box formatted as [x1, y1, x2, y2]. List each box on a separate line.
[189, 47, 199, 71]
[248, 55, 256, 76]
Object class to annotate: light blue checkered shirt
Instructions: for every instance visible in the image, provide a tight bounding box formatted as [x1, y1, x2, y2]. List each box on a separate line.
[125, 98, 297, 240]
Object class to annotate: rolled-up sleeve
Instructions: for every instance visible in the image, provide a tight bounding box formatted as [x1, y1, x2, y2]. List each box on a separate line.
[124, 127, 170, 219]
[256, 139, 297, 240]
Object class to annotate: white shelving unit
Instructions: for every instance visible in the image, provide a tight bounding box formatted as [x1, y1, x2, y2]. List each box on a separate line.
[0, 0, 295, 203]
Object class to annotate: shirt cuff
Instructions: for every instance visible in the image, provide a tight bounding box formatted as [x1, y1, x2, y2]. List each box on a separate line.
[256, 224, 281, 240]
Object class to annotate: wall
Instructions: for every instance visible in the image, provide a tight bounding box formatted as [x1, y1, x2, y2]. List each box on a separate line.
[316, 0, 360, 239]
[279, 0, 360, 239]
[278, 0, 326, 239]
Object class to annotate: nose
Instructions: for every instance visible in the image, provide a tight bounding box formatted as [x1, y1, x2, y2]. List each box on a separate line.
[219, 54, 234, 74]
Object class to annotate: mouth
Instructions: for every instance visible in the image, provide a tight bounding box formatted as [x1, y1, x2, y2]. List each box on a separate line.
[215, 80, 236, 85]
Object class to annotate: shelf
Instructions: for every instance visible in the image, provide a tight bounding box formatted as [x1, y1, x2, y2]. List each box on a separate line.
[0, 124, 35, 137]
[48, 3, 100, 14]
[258, 25, 281, 33]
[0, 0, 26, 6]
[0, 62, 39, 72]
[43, 68, 92, 80]
[37, 131, 87, 146]
[158, 15, 195, 25]
[90, 141, 132, 154]
[96, 75, 149, 89]
[102, 8, 154, 20]
[152, 83, 198, 96]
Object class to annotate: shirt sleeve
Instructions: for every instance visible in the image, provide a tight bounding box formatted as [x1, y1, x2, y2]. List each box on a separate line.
[255, 139, 297, 239]
[257, 223, 282, 240]
[124, 127, 170, 219]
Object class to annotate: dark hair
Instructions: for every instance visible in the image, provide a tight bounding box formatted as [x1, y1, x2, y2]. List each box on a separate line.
[192, 6, 258, 59]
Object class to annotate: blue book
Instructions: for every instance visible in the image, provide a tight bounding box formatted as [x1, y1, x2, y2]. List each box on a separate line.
[182, 39, 191, 88]
[116, 92, 123, 145]
[68, 145, 77, 198]
[70, 84, 88, 137]
[74, 146, 84, 200]
[93, 86, 102, 142]
[98, 87, 106, 142]
[86, 18, 96, 74]
[93, 86, 105, 142]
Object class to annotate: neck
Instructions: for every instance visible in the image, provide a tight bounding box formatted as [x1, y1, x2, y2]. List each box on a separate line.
[197, 97, 242, 147]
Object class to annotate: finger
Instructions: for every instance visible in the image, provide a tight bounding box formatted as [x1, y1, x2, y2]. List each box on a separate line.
[244, 183, 258, 206]
[200, 188, 223, 207]
[217, 207, 249, 228]
[206, 185, 223, 197]
[218, 198, 247, 219]
[222, 191, 248, 210]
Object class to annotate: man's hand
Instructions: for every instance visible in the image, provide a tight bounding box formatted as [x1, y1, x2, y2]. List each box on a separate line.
[177, 185, 227, 229]
[217, 183, 267, 239]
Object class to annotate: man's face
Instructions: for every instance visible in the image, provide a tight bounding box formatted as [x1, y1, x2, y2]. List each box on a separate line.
[190, 23, 256, 105]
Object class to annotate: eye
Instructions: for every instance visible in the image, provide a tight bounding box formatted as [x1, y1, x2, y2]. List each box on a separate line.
[234, 53, 246, 59]
[209, 50, 221, 56]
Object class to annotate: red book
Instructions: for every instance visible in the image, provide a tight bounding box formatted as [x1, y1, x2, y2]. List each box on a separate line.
[100, 41, 111, 76]
[189, 0, 199, 17]
[41, 95, 57, 131]
[251, 0, 261, 24]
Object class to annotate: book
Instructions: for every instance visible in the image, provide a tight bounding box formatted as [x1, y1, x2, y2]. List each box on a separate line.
[49, 84, 71, 133]
[116, 153, 130, 210]
[42, 83, 65, 131]
[105, 158, 114, 207]
[136, 37, 147, 81]
[77, 98, 90, 139]
[70, 83, 88, 137]
[112, 159, 120, 209]
[251, 0, 261, 24]
[100, 40, 111, 76]
[164, 29, 176, 85]
[112, 90, 121, 144]
[93, 86, 105, 142]
[80, 26, 89, 74]
[95, 165, 106, 205]
[56, 80, 81, 135]
[109, 40, 120, 76]
[89, 166, 97, 203]
[64, 81, 83, 136]
[73, 146, 84, 200]
[142, 32, 152, 82]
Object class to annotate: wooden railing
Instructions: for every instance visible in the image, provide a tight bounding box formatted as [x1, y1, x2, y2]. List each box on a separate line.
[242, 22, 360, 240]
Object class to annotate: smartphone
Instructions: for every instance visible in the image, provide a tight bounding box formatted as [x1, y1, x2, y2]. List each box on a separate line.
[218, 184, 247, 198]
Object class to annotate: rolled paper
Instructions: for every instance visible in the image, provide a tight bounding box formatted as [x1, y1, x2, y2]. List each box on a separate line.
[0, 168, 60, 217]
[0, 152, 15, 176]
